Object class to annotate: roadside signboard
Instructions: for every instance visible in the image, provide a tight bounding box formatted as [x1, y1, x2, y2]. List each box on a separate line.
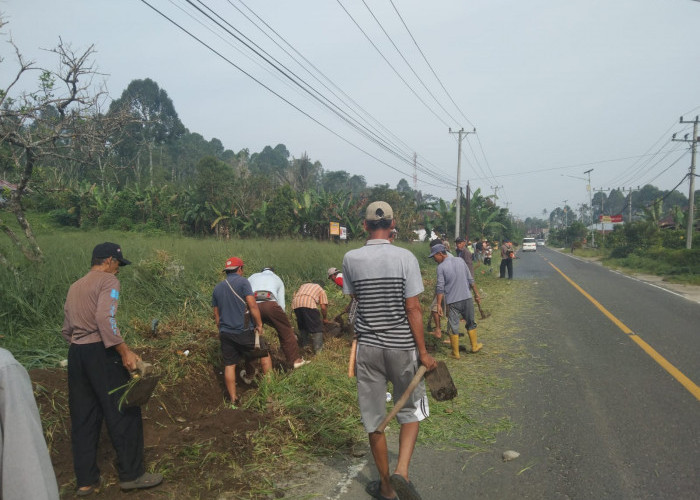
[599, 215, 623, 223]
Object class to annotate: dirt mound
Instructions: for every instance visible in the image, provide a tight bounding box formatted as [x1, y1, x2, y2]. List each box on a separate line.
[30, 360, 270, 499]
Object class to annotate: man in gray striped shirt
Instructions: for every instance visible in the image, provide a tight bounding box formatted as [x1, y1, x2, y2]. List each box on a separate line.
[343, 201, 437, 500]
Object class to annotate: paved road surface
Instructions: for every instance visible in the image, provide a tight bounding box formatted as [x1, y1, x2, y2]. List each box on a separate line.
[296, 247, 700, 500]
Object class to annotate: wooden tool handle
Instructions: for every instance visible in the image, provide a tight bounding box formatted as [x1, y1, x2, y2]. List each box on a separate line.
[376, 365, 427, 433]
[348, 339, 357, 377]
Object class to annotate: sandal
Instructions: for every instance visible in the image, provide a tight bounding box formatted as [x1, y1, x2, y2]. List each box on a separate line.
[390, 474, 422, 500]
[365, 480, 398, 500]
[76, 477, 102, 496]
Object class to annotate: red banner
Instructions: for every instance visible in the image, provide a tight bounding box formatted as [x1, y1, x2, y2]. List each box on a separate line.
[599, 215, 623, 223]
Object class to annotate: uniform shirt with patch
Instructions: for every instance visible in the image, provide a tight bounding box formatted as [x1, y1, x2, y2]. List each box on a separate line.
[62, 270, 124, 348]
[342, 239, 424, 350]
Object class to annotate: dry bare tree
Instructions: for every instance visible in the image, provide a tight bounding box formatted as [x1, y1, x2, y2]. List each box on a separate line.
[0, 19, 129, 269]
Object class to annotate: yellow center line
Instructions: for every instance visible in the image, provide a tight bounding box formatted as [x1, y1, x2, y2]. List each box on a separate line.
[547, 261, 700, 401]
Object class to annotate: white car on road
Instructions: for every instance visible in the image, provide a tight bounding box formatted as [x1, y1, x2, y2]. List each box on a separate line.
[522, 237, 537, 251]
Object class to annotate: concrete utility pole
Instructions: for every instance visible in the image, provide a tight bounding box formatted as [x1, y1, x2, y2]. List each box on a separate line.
[584, 169, 595, 246]
[672, 116, 698, 249]
[449, 127, 475, 239]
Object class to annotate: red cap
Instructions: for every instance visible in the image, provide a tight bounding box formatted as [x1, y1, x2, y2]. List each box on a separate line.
[224, 256, 243, 271]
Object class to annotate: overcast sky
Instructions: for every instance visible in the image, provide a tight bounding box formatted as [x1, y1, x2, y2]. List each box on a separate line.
[2, 0, 699, 219]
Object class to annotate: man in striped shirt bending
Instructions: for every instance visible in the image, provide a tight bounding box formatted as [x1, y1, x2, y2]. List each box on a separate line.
[342, 201, 437, 500]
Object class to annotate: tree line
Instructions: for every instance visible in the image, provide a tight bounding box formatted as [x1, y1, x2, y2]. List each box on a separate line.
[0, 28, 518, 269]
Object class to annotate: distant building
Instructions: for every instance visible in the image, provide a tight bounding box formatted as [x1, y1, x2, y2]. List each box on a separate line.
[413, 228, 439, 242]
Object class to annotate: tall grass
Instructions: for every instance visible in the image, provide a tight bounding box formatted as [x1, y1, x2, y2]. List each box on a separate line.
[0, 228, 377, 367]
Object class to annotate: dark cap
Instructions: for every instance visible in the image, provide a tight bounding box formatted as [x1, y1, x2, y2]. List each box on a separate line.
[455, 237, 466, 243]
[92, 242, 130, 266]
[429, 243, 447, 257]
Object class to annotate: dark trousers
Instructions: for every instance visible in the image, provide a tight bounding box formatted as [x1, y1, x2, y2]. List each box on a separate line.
[294, 307, 323, 347]
[68, 343, 144, 486]
[499, 258, 513, 279]
[257, 301, 300, 366]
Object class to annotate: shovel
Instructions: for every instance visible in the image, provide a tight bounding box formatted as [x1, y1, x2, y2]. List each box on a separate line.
[123, 360, 161, 408]
[377, 361, 457, 433]
[476, 299, 491, 320]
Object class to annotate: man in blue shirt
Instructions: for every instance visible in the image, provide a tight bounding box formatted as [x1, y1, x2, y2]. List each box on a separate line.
[430, 244, 483, 358]
[212, 257, 272, 406]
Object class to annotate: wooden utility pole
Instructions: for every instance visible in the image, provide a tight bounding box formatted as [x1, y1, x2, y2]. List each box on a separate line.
[449, 127, 475, 239]
[672, 116, 698, 249]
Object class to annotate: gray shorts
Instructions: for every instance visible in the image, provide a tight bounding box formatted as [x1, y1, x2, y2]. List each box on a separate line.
[430, 294, 444, 313]
[355, 344, 429, 432]
[446, 298, 476, 334]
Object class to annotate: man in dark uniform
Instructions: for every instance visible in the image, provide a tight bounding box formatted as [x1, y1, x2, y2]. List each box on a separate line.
[62, 242, 162, 495]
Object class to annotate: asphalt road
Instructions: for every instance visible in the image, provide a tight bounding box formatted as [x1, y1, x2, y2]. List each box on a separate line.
[296, 247, 700, 500]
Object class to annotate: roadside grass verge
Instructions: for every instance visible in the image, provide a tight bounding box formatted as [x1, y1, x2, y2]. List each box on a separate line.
[417, 264, 533, 451]
[2, 226, 533, 496]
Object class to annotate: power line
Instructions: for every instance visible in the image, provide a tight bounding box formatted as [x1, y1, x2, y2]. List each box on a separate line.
[139, 0, 450, 189]
[185, 0, 456, 186]
[387, 0, 475, 129]
[335, 0, 452, 128]
[231, 0, 455, 185]
[359, 0, 461, 127]
[229, 0, 420, 168]
[484, 151, 682, 180]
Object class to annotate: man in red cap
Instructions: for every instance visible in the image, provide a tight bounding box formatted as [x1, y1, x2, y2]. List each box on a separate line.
[212, 257, 272, 406]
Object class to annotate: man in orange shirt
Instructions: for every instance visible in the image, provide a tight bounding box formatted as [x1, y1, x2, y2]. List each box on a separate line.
[292, 283, 330, 352]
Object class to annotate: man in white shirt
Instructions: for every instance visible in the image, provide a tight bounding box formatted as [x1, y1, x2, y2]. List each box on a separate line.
[0, 348, 60, 500]
[248, 267, 308, 369]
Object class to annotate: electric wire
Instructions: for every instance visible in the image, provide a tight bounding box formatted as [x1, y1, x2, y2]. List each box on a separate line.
[635, 143, 689, 186]
[486, 151, 682, 179]
[645, 150, 689, 185]
[359, 0, 461, 128]
[185, 0, 454, 186]
[387, 0, 475, 129]
[227, 0, 414, 169]
[190, 0, 456, 186]
[231, 0, 455, 185]
[643, 172, 690, 210]
[139, 0, 449, 189]
[335, 0, 452, 129]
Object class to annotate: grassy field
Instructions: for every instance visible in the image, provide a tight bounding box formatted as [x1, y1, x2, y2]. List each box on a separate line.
[0, 226, 530, 497]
